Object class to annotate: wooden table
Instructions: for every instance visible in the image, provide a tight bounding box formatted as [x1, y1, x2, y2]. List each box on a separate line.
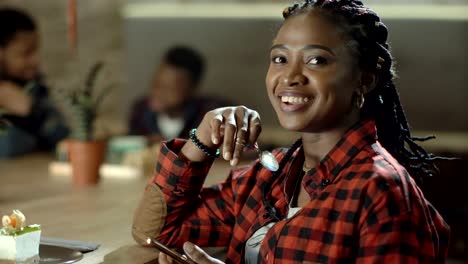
[0, 154, 233, 263]
[3, 152, 466, 263]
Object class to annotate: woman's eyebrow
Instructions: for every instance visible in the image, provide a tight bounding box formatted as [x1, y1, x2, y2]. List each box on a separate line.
[270, 44, 288, 51]
[303, 44, 335, 56]
[270, 44, 335, 56]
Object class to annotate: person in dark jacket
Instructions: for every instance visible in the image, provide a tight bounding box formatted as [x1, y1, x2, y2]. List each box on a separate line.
[128, 46, 232, 142]
[0, 7, 68, 157]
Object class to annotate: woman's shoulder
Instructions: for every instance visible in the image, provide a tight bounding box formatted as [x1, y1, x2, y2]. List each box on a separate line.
[347, 141, 410, 182]
[345, 142, 424, 213]
[346, 143, 449, 237]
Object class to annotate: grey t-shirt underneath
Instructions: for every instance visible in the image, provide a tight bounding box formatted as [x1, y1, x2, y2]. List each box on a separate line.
[244, 207, 302, 264]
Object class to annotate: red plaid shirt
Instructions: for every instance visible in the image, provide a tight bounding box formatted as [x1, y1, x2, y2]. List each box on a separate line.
[149, 120, 450, 263]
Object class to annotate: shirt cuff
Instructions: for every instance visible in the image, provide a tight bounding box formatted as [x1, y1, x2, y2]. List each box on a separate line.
[153, 139, 214, 197]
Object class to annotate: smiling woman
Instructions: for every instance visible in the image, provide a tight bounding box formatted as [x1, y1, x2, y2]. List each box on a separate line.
[132, 1, 450, 263]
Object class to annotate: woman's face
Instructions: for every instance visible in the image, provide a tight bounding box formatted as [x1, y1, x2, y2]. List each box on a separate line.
[266, 10, 361, 132]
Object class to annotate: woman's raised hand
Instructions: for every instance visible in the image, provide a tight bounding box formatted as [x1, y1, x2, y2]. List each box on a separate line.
[181, 106, 261, 166]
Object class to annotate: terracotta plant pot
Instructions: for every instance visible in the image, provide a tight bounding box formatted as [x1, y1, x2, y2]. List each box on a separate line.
[68, 140, 107, 186]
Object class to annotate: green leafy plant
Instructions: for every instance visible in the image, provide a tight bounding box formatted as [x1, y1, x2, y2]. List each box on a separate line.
[56, 62, 112, 141]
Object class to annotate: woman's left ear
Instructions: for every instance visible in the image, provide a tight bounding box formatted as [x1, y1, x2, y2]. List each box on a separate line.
[359, 71, 378, 94]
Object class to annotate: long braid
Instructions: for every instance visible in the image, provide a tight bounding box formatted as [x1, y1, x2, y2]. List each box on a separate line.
[282, 0, 451, 181]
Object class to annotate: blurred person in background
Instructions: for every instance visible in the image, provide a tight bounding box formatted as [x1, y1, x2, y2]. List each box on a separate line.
[0, 7, 68, 158]
[128, 46, 232, 143]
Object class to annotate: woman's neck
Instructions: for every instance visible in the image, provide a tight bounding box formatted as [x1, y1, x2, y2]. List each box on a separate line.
[301, 115, 359, 169]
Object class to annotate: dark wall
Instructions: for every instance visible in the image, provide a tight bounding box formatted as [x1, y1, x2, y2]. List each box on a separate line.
[124, 17, 468, 132]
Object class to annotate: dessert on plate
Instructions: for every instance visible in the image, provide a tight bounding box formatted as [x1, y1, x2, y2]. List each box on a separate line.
[0, 210, 41, 264]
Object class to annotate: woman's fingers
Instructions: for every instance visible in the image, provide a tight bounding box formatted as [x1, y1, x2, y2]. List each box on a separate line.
[231, 108, 250, 166]
[220, 106, 260, 166]
[248, 111, 262, 145]
[210, 114, 223, 145]
[196, 106, 261, 164]
[222, 110, 237, 161]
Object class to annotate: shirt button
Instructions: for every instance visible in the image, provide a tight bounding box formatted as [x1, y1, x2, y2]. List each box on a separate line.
[173, 187, 185, 196]
[321, 179, 330, 188]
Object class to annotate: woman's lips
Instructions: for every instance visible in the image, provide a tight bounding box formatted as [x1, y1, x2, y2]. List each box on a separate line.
[278, 94, 312, 112]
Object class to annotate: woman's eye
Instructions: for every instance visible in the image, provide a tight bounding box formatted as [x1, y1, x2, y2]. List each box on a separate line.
[307, 56, 327, 65]
[272, 56, 286, 64]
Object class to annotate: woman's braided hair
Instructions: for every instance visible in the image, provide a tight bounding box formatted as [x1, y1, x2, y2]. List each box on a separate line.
[282, 0, 449, 181]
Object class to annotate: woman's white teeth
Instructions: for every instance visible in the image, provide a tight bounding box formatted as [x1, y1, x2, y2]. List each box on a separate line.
[281, 96, 309, 104]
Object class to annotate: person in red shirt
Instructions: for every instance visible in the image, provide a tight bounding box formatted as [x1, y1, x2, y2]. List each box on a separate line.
[133, 1, 450, 263]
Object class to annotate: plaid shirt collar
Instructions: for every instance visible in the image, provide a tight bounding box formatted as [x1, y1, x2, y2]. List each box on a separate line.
[298, 119, 377, 193]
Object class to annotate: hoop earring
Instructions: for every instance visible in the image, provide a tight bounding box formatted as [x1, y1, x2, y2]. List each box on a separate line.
[355, 91, 365, 109]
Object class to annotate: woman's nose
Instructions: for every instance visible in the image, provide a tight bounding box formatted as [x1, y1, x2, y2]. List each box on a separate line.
[281, 63, 307, 87]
